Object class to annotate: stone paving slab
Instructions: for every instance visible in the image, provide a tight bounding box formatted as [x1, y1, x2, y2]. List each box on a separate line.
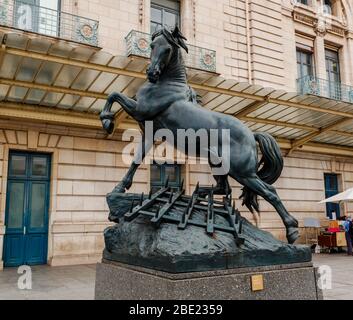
[312, 252, 353, 300]
[0, 264, 95, 300]
[0, 252, 351, 300]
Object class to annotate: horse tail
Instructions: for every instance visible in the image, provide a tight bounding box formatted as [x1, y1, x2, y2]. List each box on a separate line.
[240, 132, 283, 215]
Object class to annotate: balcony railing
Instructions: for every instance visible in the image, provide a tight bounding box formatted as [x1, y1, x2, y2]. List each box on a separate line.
[126, 30, 216, 73]
[0, 0, 99, 46]
[297, 76, 353, 103]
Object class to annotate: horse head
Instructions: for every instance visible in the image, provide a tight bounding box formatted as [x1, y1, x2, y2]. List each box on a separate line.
[147, 26, 188, 83]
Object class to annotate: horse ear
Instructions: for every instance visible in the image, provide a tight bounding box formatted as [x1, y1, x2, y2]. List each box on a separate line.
[178, 38, 188, 53]
[172, 25, 187, 40]
[172, 25, 188, 53]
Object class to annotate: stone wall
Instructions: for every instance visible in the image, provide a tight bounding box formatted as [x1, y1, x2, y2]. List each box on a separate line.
[1, 0, 353, 268]
[1, 119, 353, 267]
[189, 151, 353, 242]
[56, 0, 353, 90]
[0, 120, 149, 267]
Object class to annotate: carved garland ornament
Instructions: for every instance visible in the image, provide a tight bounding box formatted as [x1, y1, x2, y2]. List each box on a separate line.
[293, 10, 346, 37]
[192, 0, 196, 38]
[139, 0, 144, 24]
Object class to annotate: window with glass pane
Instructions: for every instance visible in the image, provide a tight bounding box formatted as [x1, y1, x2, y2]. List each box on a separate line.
[326, 49, 341, 100]
[296, 49, 313, 80]
[7, 182, 25, 229]
[150, 163, 181, 193]
[323, 0, 333, 14]
[324, 173, 340, 218]
[14, 0, 59, 36]
[29, 183, 46, 228]
[150, 0, 180, 34]
[38, 0, 60, 37]
[151, 164, 162, 183]
[10, 155, 27, 176]
[297, 0, 308, 5]
[32, 156, 48, 177]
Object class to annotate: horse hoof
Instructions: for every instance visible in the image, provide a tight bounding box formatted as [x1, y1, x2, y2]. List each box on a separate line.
[102, 119, 114, 134]
[286, 227, 299, 244]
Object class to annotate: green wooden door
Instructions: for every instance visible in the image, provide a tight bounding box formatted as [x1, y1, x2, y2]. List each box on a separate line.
[3, 151, 51, 267]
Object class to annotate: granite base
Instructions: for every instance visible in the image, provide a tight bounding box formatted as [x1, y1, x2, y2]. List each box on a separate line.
[95, 259, 323, 300]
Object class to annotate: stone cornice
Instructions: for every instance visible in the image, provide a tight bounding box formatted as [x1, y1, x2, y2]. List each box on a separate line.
[282, 4, 294, 17]
[292, 8, 347, 37]
[346, 31, 353, 39]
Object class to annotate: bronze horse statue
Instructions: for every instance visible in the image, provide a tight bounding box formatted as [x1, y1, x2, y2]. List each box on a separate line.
[99, 26, 299, 244]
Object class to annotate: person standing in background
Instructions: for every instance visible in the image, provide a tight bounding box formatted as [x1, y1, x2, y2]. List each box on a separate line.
[343, 215, 353, 256]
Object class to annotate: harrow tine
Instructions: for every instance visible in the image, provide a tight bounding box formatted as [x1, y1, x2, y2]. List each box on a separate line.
[151, 189, 184, 226]
[168, 191, 173, 203]
[155, 204, 160, 218]
[178, 194, 195, 229]
[205, 186, 215, 234]
[126, 181, 246, 246]
[235, 210, 239, 224]
[164, 175, 169, 187]
[129, 199, 135, 213]
[239, 219, 243, 234]
[124, 187, 169, 222]
[181, 210, 186, 224]
[179, 178, 184, 191]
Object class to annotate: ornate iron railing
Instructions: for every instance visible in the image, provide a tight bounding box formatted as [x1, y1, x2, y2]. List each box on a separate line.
[126, 30, 217, 73]
[0, 0, 99, 46]
[297, 75, 353, 103]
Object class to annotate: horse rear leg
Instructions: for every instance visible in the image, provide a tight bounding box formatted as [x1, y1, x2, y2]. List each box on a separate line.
[212, 175, 230, 193]
[235, 175, 299, 244]
[197, 175, 231, 200]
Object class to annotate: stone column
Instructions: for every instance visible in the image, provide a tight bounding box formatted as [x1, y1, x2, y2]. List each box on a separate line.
[314, 35, 327, 80]
[282, 5, 297, 92]
[180, 0, 195, 44]
[0, 228, 3, 270]
[0, 144, 6, 271]
[343, 32, 353, 86]
[333, 0, 342, 19]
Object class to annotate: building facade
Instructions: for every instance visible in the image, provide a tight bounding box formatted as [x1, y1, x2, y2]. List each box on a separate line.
[1, 0, 353, 269]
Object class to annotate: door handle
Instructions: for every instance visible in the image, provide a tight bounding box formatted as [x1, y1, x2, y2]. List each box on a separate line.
[23, 226, 26, 235]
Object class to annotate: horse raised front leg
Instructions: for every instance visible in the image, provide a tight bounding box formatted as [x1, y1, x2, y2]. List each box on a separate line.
[112, 133, 153, 193]
[100, 92, 138, 134]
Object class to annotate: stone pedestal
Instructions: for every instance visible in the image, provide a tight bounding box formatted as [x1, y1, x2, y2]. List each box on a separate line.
[96, 191, 322, 300]
[95, 259, 323, 300]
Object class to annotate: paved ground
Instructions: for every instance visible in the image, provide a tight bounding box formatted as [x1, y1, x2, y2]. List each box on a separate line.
[0, 253, 352, 300]
[312, 253, 353, 300]
[0, 264, 95, 300]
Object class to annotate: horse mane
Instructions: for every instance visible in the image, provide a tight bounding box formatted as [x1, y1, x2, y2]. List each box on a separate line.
[151, 26, 188, 53]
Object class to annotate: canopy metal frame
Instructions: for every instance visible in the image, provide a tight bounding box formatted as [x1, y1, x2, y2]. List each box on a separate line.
[1, 31, 353, 157]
